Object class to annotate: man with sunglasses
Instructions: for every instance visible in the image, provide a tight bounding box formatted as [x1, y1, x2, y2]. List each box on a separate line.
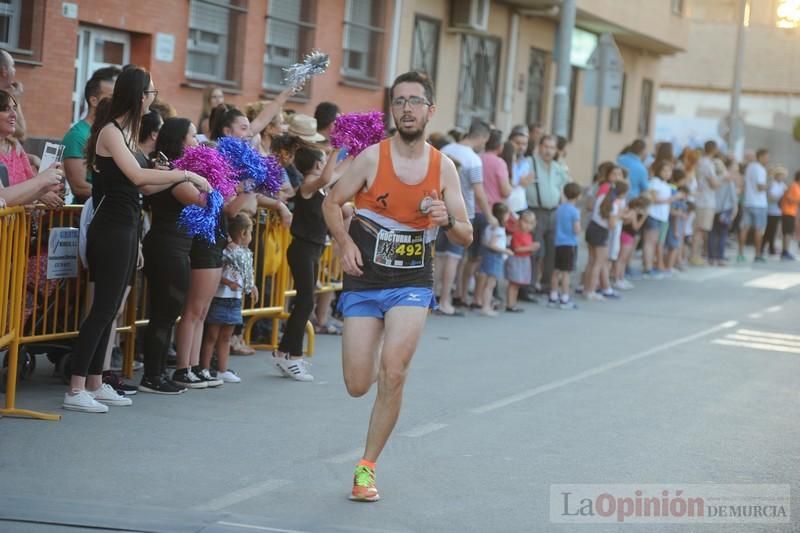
[323, 71, 472, 502]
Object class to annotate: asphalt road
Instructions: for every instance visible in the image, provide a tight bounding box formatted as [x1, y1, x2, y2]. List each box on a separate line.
[1, 256, 799, 533]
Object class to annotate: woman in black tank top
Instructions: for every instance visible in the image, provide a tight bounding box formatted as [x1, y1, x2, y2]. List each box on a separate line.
[66, 67, 210, 413]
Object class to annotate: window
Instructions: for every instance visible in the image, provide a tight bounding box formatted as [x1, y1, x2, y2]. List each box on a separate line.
[671, 0, 684, 15]
[638, 78, 654, 137]
[525, 48, 547, 126]
[342, 0, 385, 81]
[609, 73, 626, 133]
[0, 0, 20, 49]
[410, 15, 440, 83]
[186, 0, 247, 84]
[456, 34, 501, 129]
[264, 0, 316, 93]
[0, 0, 43, 60]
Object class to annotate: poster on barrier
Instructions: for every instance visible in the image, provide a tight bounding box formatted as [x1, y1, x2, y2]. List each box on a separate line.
[47, 227, 79, 279]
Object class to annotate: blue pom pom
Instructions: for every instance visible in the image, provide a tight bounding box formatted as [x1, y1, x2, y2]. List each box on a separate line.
[217, 136, 283, 196]
[178, 190, 224, 243]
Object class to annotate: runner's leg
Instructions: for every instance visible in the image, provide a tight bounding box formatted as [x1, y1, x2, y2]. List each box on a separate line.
[342, 316, 384, 397]
[362, 306, 428, 463]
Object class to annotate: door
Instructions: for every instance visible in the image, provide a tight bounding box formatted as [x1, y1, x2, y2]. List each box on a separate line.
[71, 26, 130, 124]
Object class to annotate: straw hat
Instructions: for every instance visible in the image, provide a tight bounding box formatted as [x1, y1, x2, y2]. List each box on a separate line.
[287, 114, 326, 143]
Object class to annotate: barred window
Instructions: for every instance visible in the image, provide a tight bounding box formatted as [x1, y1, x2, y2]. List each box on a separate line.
[456, 34, 501, 129]
[342, 0, 385, 82]
[410, 15, 440, 83]
[186, 0, 247, 85]
[264, 0, 316, 93]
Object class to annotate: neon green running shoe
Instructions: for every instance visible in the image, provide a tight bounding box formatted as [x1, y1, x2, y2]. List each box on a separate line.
[349, 464, 380, 502]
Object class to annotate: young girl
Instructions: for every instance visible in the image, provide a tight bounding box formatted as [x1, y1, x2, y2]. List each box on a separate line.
[478, 202, 513, 317]
[614, 195, 650, 289]
[505, 210, 538, 312]
[271, 146, 341, 381]
[199, 213, 258, 383]
[643, 160, 683, 279]
[583, 165, 624, 301]
[664, 184, 690, 276]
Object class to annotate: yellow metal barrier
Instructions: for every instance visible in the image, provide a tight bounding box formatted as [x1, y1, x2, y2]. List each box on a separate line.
[1, 205, 342, 416]
[0, 206, 60, 420]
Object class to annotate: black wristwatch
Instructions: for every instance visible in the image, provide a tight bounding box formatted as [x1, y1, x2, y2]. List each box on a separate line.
[444, 214, 455, 230]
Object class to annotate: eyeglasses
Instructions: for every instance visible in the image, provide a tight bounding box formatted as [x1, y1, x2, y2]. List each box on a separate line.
[145, 90, 159, 99]
[391, 96, 430, 109]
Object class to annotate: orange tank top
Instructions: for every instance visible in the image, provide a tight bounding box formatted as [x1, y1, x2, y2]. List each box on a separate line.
[355, 139, 441, 230]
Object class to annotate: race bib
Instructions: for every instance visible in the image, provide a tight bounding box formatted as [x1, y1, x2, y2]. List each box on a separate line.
[373, 229, 425, 269]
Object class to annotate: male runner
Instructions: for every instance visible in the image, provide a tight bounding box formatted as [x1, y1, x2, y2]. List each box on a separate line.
[322, 71, 472, 502]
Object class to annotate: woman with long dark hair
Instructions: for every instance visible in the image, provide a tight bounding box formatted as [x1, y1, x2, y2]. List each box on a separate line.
[140, 116, 212, 393]
[64, 67, 210, 413]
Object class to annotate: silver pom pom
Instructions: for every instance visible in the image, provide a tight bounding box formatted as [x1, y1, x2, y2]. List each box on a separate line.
[283, 50, 330, 89]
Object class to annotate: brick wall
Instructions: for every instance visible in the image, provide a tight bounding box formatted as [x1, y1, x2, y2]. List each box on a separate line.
[14, 0, 392, 142]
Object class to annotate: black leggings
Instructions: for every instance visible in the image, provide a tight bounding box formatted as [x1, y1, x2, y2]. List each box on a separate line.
[761, 215, 782, 255]
[72, 222, 138, 377]
[278, 239, 323, 356]
[142, 242, 190, 378]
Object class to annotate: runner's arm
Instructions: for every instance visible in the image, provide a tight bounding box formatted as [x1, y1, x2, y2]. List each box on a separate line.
[322, 146, 376, 276]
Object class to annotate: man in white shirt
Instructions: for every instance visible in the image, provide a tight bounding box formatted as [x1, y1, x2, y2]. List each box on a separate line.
[739, 148, 770, 263]
[690, 141, 721, 266]
[437, 120, 494, 314]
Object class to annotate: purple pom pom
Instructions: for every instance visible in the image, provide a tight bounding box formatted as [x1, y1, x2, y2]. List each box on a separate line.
[178, 190, 224, 243]
[173, 145, 237, 199]
[330, 112, 385, 157]
[217, 136, 282, 195]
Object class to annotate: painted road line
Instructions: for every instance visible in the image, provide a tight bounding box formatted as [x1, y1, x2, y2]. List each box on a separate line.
[194, 479, 291, 512]
[724, 334, 800, 348]
[736, 329, 800, 342]
[217, 522, 310, 533]
[712, 339, 800, 355]
[470, 320, 738, 414]
[744, 273, 800, 290]
[399, 422, 448, 438]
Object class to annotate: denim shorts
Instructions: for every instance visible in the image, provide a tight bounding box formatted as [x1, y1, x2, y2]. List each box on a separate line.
[742, 207, 768, 231]
[644, 216, 666, 233]
[434, 230, 464, 258]
[206, 297, 242, 325]
[337, 287, 436, 319]
[479, 249, 504, 279]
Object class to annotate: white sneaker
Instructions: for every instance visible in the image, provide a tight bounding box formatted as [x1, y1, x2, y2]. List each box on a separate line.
[217, 370, 241, 383]
[271, 351, 291, 377]
[276, 356, 314, 382]
[613, 279, 634, 291]
[63, 390, 109, 413]
[89, 383, 132, 406]
[585, 292, 605, 301]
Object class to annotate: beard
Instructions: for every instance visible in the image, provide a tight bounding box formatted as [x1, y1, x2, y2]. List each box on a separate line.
[395, 114, 427, 143]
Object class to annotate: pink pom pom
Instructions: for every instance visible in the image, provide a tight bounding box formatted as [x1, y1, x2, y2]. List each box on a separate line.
[330, 111, 385, 157]
[173, 145, 238, 199]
